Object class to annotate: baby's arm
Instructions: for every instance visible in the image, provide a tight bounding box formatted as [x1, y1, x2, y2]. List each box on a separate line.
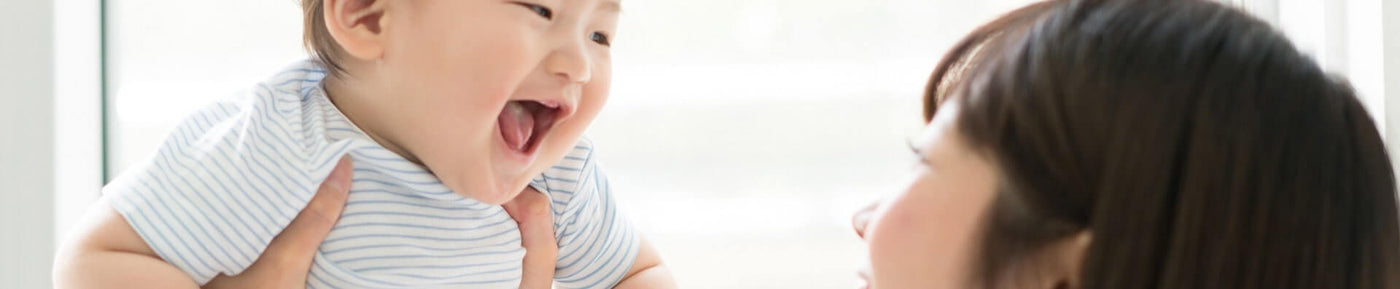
[53, 198, 200, 289]
[546, 139, 676, 288]
[613, 237, 676, 288]
[56, 157, 355, 288]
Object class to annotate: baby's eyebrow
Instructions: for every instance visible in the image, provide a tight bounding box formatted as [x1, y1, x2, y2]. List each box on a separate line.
[598, 0, 621, 15]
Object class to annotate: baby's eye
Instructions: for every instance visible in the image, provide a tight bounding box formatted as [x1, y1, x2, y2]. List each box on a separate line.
[514, 2, 553, 20]
[591, 32, 611, 46]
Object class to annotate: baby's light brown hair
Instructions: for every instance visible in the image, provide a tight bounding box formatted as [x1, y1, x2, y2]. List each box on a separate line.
[302, 0, 345, 74]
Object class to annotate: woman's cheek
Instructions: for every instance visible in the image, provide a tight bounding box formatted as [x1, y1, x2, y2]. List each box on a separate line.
[866, 192, 938, 288]
[866, 174, 988, 289]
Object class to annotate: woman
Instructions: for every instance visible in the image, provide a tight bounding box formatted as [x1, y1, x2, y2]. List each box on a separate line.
[853, 0, 1400, 288]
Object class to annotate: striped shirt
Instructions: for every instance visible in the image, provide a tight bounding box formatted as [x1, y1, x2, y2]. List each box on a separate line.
[103, 60, 640, 288]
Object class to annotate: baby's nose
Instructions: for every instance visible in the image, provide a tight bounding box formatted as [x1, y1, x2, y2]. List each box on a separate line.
[852, 201, 878, 239]
[545, 42, 592, 84]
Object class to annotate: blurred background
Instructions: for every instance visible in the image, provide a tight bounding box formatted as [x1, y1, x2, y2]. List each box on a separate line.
[3, 0, 1397, 288]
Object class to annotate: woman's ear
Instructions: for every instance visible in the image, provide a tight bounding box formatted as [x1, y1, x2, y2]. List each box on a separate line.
[323, 0, 389, 61]
[1042, 230, 1091, 289]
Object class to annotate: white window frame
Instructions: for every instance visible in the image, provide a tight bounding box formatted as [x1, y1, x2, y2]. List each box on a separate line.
[54, 0, 105, 245]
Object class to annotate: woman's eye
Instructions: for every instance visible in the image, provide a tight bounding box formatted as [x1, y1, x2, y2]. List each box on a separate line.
[591, 32, 611, 46]
[516, 2, 553, 20]
[906, 140, 931, 168]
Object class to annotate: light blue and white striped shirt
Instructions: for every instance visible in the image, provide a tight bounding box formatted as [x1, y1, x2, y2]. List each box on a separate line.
[103, 60, 640, 288]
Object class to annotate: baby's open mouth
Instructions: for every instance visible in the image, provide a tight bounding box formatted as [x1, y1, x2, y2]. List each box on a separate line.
[497, 100, 560, 154]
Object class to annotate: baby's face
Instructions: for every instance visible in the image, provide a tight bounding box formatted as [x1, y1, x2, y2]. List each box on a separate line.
[378, 0, 619, 204]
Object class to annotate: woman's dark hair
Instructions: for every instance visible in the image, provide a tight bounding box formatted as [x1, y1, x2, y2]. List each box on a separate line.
[925, 0, 1400, 288]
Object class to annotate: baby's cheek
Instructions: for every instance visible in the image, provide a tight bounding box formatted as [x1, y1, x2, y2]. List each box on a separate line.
[552, 86, 606, 149]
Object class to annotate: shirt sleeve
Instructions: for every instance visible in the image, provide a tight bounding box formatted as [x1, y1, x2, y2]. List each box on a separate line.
[536, 139, 641, 289]
[103, 89, 339, 285]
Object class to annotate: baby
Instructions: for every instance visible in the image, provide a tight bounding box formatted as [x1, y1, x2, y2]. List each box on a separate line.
[54, 0, 668, 288]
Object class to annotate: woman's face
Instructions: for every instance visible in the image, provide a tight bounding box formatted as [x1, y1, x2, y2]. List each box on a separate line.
[853, 101, 1001, 289]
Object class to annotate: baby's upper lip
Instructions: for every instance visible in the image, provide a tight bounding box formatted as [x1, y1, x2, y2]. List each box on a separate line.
[511, 95, 576, 122]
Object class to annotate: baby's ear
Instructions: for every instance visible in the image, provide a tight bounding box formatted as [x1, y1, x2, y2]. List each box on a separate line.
[323, 0, 388, 61]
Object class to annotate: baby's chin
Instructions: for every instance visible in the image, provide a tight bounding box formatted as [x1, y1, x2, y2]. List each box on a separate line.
[467, 188, 522, 206]
[428, 137, 576, 205]
[437, 168, 530, 205]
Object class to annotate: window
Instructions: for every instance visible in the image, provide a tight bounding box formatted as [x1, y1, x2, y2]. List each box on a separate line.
[104, 1, 1385, 288]
[105, 0, 307, 176]
[105, 1, 1040, 287]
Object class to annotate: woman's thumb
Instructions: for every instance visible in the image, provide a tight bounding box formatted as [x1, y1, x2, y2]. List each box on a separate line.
[259, 156, 353, 273]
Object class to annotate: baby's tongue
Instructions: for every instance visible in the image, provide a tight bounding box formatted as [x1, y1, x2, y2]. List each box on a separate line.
[498, 102, 535, 151]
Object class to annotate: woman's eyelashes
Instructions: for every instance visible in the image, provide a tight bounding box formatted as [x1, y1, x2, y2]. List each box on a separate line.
[906, 140, 933, 169]
[514, 2, 553, 20]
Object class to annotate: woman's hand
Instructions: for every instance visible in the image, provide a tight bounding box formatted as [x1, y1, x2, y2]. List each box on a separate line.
[503, 187, 559, 289]
[203, 156, 354, 289]
[201, 156, 559, 289]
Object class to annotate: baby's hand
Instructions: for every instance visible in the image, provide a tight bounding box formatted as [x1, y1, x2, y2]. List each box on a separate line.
[203, 156, 353, 289]
[503, 187, 559, 289]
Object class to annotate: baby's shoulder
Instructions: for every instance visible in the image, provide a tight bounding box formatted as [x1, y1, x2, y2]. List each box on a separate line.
[161, 63, 327, 157]
[110, 61, 335, 198]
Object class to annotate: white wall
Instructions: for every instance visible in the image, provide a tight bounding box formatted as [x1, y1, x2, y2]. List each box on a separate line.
[0, 0, 101, 287]
[0, 0, 55, 287]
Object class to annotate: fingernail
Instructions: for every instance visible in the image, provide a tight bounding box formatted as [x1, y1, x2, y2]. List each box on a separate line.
[332, 156, 353, 191]
[338, 155, 354, 171]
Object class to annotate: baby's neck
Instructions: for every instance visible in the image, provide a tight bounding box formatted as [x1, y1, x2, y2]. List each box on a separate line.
[321, 74, 423, 165]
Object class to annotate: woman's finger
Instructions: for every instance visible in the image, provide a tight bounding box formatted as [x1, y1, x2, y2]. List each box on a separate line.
[250, 155, 353, 285]
[205, 156, 353, 289]
[503, 187, 558, 289]
[504, 188, 555, 248]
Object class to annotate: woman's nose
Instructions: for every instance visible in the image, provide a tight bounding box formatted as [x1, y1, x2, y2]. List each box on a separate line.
[852, 201, 878, 239]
